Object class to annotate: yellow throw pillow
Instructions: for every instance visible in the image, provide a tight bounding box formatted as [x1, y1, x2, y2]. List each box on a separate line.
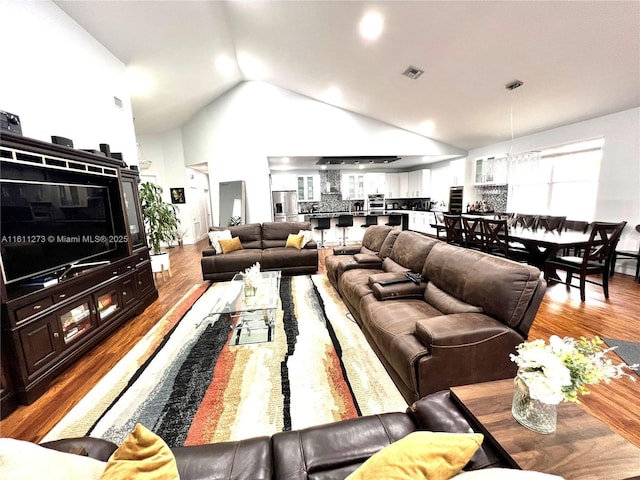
[286, 233, 305, 249]
[346, 431, 484, 480]
[219, 236, 243, 253]
[100, 424, 179, 480]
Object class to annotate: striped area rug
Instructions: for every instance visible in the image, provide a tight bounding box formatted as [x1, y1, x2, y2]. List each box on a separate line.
[43, 275, 406, 447]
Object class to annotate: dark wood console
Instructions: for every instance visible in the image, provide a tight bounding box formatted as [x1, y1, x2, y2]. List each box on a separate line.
[0, 133, 158, 414]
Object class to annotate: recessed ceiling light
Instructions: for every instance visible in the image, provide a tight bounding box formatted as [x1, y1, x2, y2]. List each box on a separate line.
[281, 157, 290, 163]
[358, 165, 364, 170]
[359, 11, 384, 41]
[419, 120, 436, 136]
[325, 86, 343, 105]
[320, 165, 327, 170]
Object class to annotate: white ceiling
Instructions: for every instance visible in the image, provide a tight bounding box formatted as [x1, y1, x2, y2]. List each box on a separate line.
[56, 0, 640, 158]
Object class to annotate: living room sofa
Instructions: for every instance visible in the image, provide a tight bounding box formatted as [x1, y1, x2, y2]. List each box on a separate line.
[39, 391, 510, 480]
[201, 222, 318, 281]
[325, 225, 399, 289]
[326, 230, 546, 402]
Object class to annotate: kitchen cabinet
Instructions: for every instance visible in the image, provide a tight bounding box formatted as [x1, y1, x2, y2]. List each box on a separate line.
[365, 173, 386, 195]
[385, 173, 398, 198]
[297, 175, 320, 201]
[271, 174, 298, 191]
[341, 174, 365, 199]
[474, 157, 507, 185]
[408, 169, 431, 197]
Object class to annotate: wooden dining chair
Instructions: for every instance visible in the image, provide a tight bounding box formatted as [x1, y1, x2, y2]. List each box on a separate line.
[482, 218, 509, 257]
[513, 214, 538, 230]
[562, 219, 590, 255]
[537, 215, 566, 232]
[443, 214, 464, 246]
[609, 224, 640, 282]
[461, 215, 484, 250]
[545, 221, 627, 301]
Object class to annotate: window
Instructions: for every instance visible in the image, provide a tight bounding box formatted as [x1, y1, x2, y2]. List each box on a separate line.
[507, 138, 603, 220]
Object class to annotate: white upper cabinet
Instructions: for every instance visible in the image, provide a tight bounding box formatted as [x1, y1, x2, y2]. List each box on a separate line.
[297, 175, 320, 201]
[474, 157, 508, 185]
[341, 173, 365, 199]
[365, 173, 386, 195]
[271, 173, 298, 191]
[408, 169, 431, 197]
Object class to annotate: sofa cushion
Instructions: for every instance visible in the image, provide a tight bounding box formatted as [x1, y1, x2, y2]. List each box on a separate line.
[261, 247, 318, 270]
[345, 431, 483, 480]
[101, 424, 179, 480]
[220, 236, 243, 253]
[383, 257, 411, 273]
[423, 243, 541, 328]
[208, 229, 231, 254]
[414, 314, 512, 348]
[262, 221, 312, 248]
[372, 281, 426, 301]
[361, 225, 394, 253]
[387, 232, 439, 275]
[354, 253, 382, 264]
[379, 230, 400, 259]
[229, 223, 263, 249]
[297, 229, 313, 247]
[0, 438, 106, 480]
[286, 233, 304, 249]
[424, 283, 483, 315]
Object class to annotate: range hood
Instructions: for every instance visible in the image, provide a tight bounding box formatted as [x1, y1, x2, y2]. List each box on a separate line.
[320, 170, 341, 194]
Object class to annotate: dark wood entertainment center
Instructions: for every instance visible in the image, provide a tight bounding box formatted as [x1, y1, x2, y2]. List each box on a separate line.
[0, 132, 158, 418]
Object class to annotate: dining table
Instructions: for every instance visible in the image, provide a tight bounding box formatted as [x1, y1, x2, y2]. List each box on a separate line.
[508, 228, 592, 281]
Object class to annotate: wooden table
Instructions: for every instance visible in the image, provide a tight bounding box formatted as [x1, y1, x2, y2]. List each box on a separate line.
[508, 229, 591, 279]
[450, 380, 640, 480]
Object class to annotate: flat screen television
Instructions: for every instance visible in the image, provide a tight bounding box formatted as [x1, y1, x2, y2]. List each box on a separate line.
[0, 179, 118, 285]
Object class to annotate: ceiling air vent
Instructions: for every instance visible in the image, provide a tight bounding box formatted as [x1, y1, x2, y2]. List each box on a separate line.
[113, 96, 124, 109]
[402, 66, 424, 80]
[505, 80, 524, 91]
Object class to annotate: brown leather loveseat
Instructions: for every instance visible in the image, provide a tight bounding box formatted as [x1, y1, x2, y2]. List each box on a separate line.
[201, 222, 318, 281]
[326, 230, 546, 402]
[41, 391, 509, 480]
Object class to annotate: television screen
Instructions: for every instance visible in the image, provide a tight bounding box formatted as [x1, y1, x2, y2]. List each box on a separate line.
[0, 179, 117, 284]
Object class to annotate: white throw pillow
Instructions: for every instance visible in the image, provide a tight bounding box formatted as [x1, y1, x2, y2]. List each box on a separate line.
[453, 468, 565, 479]
[297, 229, 313, 247]
[0, 438, 106, 480]
[208, 229, 232, 254]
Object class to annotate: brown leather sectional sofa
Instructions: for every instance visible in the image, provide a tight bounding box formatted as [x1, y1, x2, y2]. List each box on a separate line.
[41, 391, 509, 479]
[201, 222, 318, 281]
[326, 228, 546, 402]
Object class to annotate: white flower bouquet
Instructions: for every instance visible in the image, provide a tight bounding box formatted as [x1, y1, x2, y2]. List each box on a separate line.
[510, 335, 637, 404]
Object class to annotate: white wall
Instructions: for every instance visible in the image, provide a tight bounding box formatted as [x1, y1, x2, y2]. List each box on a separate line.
[137, 130, 203, 245]
[0, 1, 138, 163]
[466, 107, 640, 274]
[181, 81, 466, 225]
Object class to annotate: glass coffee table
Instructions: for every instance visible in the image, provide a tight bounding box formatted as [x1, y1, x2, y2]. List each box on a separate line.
[204, 271, 281, 346]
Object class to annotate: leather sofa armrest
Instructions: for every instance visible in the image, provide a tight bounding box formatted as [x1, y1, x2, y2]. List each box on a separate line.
[408, 391, 509, 471]
[202, 248, 217, 257]
[353, 253, 381, 265]
[333, 245, 361, 255]
[371, 281, 426, 301]
[415, 313, 511, 347]
[40, 437, 118, 462]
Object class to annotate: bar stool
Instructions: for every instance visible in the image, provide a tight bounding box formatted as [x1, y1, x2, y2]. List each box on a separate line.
[361, 215, 378, 229]
[386, 214, 402, 230]
[337, 215, 353, 246]
[313, 217, 331, 248]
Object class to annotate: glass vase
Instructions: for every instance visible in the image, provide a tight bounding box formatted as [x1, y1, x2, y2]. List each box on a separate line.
[511, 376, 557, 434]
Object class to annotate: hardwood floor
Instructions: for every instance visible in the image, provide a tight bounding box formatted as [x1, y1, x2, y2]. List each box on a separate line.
[2, 240, 639, 449]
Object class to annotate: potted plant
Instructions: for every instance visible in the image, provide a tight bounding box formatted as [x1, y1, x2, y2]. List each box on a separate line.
[139, 182, 180, 275]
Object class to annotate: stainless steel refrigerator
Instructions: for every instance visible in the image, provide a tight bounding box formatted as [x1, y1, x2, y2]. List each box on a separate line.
[272, 190, 299, 222]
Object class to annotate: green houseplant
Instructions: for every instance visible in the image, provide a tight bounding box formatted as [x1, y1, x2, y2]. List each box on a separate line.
[139, 182, 181, 255]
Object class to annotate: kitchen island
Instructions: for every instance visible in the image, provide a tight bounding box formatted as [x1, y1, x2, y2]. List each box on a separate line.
[301, 211, 406, 246]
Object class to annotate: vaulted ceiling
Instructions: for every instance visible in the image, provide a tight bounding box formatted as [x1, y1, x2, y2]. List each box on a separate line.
[56, 1, 640, 152]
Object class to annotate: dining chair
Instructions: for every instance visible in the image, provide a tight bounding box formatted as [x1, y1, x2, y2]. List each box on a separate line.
[545, 221, 627, 301]
[461, 215, 484, 250]
[537, 215, 566, 232]
[513, 214, 538, 230]
[361, 215, 378, 229]
[337, 214, 354, 246]
[482, 218, 509, 257]
[562, 220, 590, 255]
[443, 214, 464, 246]
[609, 224, 640, 282]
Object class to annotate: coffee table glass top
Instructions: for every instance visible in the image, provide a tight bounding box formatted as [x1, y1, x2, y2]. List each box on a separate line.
[208, 271, 281, 316]
[206, 271, 281, 346]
